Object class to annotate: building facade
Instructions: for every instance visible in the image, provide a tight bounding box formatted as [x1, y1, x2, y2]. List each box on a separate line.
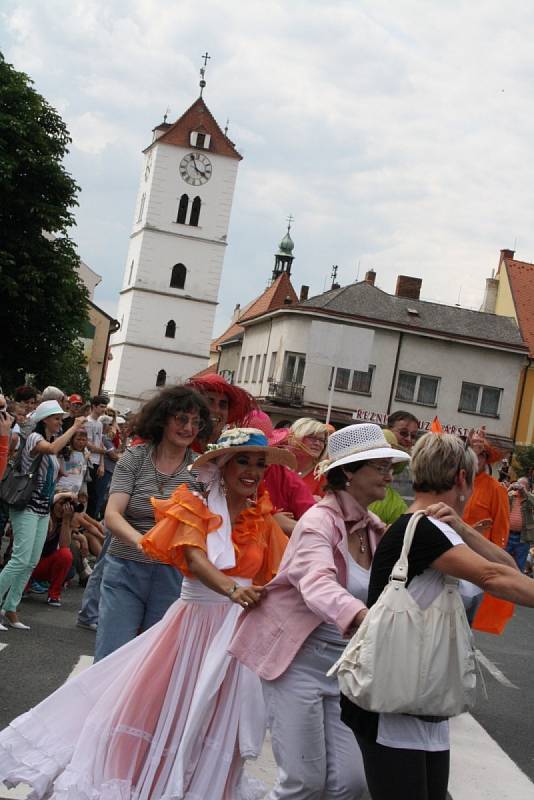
[481, 249, 534, 444]
[220, 272, 528, 446]
[105, 96, 242, 409]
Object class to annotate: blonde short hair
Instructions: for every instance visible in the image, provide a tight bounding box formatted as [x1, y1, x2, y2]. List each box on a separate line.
[290, 417, 328, 459]
[411, 433, 477, 493]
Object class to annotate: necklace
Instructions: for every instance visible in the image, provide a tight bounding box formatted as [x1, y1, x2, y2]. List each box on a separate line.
[152, 447, 185, 496]
[356, 531, 367, 553]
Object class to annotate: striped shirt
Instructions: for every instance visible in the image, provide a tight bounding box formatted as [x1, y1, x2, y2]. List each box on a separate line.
[108, 443, 201, 563]
[20, 433, 59, 516]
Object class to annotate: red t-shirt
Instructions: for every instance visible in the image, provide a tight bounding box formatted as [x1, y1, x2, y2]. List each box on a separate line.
[260, 464, 316, 520]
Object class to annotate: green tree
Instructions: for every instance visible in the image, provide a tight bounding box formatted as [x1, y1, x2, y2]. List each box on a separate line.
[0, 53, 89, 393]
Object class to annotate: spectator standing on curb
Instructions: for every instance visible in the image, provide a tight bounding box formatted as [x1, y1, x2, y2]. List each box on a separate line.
[85, 395, 108, 518]
[0, 401, 86, 630]
[506, 477, 534, 571]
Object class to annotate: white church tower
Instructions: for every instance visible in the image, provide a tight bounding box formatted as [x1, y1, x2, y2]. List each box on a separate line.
[105, 59, 242, 409]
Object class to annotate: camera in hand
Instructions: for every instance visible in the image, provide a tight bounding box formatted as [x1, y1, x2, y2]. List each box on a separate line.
[74, 502, 85, 513]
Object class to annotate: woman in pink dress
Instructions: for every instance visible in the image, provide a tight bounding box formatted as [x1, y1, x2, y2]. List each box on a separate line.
[0, 428, 294, 800]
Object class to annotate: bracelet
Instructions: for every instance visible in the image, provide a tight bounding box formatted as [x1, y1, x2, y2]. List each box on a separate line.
[227, 583, 239, 599]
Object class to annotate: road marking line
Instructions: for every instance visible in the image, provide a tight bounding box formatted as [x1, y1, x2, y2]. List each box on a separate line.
[475, 649, 519, 689]
[66, 654, 94, 681]
[449, 713, 534, 800]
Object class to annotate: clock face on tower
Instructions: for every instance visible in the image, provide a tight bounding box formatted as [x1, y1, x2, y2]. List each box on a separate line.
[179, 153, 212, 186]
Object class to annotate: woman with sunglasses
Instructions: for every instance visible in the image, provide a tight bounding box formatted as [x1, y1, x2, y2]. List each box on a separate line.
[230, 423, 410, 800]
[94, 385, 212, 660]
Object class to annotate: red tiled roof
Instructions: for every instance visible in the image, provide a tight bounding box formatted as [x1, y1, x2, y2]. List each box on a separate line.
[504, 256, 534, 356]
[212, 272, 298, 349]
[147, 97, 242, 160]
[188, 363, 217, 380]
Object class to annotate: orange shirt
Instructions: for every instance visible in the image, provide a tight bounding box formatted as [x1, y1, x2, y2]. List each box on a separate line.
[463, 472, 510, 548]
[141, 484, 288, 584]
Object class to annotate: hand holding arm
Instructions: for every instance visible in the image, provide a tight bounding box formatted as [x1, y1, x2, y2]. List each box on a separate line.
[425, 502, 517, 569]
[183, 546, 264, 608]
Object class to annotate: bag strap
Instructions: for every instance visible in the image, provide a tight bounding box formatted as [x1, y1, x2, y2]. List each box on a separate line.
[390, 510, 427, 583]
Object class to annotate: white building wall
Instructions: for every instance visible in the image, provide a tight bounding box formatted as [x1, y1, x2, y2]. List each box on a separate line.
[233, 312, 524, 437]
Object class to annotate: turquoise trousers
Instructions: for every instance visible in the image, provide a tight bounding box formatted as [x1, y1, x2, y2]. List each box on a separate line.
[0, 509, 50, 613]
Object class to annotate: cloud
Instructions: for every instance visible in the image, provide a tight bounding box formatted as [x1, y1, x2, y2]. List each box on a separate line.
[2, 0, 534, 339]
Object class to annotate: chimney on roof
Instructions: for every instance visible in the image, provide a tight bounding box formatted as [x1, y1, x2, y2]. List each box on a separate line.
[364, 269, 376, 286]
[501, 248, 515, 260]
[481, 277, 498, 313]
[395, 275, 422, 301]
[299, 285, 309, 302]
[232, 303, 241, 322]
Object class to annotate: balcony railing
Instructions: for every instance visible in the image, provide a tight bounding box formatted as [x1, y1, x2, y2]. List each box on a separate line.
[267, 381, 305, 406]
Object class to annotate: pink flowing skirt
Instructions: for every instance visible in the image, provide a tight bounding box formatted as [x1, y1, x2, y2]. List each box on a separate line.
[0, 579, 266, 800]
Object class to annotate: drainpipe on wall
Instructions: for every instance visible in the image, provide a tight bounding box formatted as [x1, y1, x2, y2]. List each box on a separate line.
[513, 356, 531, 443]
[387, 332, 404, 415]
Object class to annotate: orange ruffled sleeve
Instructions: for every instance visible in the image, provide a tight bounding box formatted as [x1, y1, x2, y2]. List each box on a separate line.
[141, 484, 222, 574]
[254, 514, 288, 585]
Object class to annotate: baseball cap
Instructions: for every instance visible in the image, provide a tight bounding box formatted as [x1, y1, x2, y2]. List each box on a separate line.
[68, 394, 83, 404]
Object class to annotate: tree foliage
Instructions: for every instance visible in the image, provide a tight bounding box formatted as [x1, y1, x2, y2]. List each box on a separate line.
[0, 53, 89, 393]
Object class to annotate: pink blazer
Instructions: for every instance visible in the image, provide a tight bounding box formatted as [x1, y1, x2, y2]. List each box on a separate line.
[229, 491, 384, 680]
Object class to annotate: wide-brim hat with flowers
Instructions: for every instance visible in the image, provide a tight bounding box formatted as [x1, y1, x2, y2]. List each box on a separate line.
[193, 427, 297, 470]
[320, 423, 411, 474]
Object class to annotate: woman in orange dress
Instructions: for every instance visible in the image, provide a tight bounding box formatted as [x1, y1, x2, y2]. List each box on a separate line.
[0, 428, 294, 800]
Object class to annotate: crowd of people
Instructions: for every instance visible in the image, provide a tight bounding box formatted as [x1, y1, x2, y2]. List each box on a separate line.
[0, 375, 534, 799]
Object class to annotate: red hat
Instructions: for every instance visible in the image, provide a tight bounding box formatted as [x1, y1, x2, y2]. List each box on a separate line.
[187, 374, 258, 425]
[243, 410, 290, 447]
[68, 394, 83, 404]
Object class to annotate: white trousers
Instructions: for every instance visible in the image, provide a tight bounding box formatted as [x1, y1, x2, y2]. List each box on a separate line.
[262, 633, 367, 800]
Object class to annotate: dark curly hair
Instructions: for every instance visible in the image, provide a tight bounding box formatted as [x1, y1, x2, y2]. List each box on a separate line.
[325, 460, 368, 492]
[133, 385, 212, 445]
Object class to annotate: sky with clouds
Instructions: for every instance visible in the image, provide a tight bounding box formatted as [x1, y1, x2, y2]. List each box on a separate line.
[3, 0, 534, 334]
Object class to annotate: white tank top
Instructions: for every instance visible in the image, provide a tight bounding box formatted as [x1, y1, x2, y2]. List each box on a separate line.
[313, 554, 370, 646]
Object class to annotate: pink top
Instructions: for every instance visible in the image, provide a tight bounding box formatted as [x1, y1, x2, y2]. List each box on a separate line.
[0, 435, 8, 481]
[260, 464, 316, 520]
[229, 490, 385, 680]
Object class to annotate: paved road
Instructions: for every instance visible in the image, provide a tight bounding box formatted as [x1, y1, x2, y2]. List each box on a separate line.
[0, 587, 533, 798]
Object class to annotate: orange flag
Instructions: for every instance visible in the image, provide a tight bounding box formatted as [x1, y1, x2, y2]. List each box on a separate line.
[431, 416, 443, 433]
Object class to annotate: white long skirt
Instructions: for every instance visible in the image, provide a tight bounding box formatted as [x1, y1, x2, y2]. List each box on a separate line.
[0, 578, 266, 800]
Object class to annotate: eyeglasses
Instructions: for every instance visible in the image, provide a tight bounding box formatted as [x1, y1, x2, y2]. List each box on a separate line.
[367, 462, 394, 476]
[396, 429, 418, 441]
[173, 413, 206, 432]
[303, 435, 327, 444]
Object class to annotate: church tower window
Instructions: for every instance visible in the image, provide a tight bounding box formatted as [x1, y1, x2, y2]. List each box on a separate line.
[156, 369, 167, 387]
[165, 320, 176, 338]
[137, 193, 146, 223]
[170, 263, 187, 289]
[190, 196, 201, 227]
[177, 193, 189, 224]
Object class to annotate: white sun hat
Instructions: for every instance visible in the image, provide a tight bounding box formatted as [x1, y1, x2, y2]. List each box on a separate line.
[322, 423, 411, 473]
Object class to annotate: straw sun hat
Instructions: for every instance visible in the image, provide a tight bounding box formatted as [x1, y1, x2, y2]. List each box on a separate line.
[321, 423, 411, 474]
[193, 428, 297, 470]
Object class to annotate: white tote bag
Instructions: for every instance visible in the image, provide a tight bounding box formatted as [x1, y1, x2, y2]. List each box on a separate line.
[328, 511, 477, 717]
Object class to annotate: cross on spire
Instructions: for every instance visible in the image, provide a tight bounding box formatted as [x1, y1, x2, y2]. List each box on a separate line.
[199, 51, 211, 97]
[286, 213, 294, 232]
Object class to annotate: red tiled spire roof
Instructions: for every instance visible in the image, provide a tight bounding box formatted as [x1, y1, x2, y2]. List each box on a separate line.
[147, 96, 242, 160]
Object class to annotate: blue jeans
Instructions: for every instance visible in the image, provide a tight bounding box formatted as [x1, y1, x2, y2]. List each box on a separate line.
[94, 471, 113, 520]
[77, 533, 111, 626]
[94, 554, 183, 661]
[505, 531, 530, 572]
